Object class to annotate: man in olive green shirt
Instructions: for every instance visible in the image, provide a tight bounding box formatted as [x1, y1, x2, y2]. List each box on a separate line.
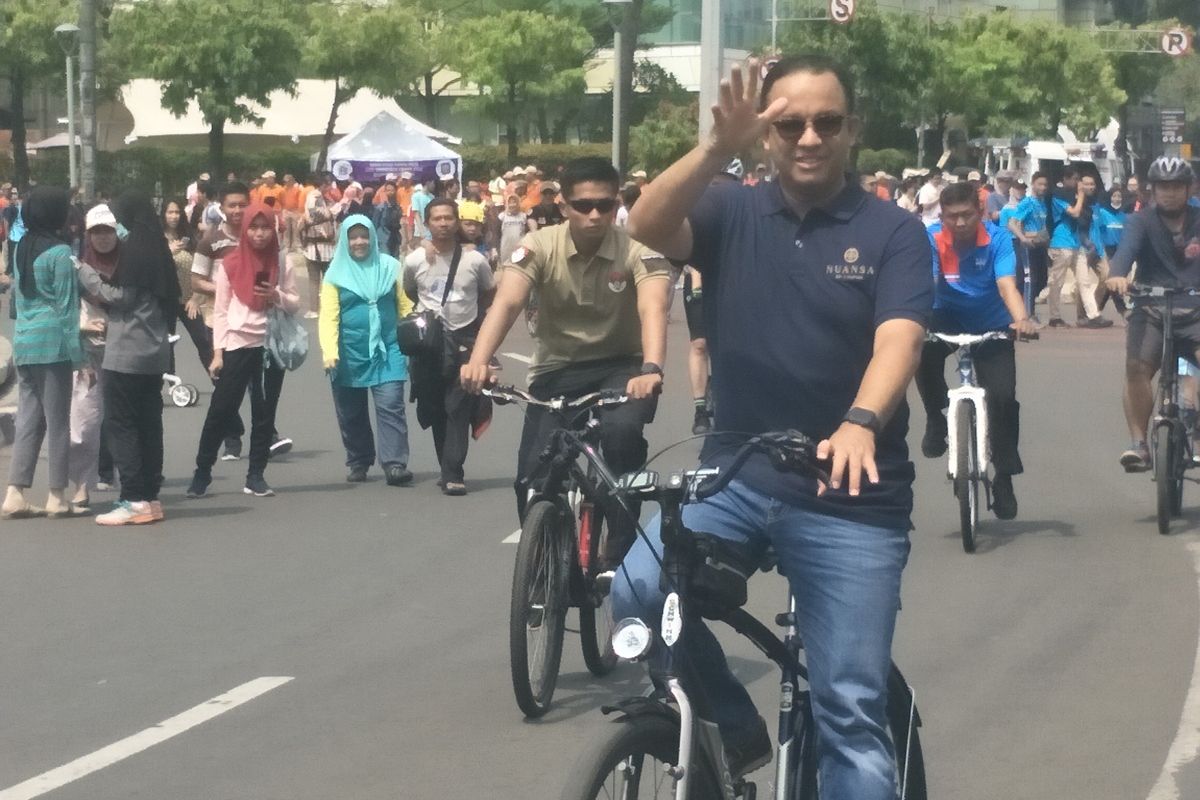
[462, 156, 671, 549]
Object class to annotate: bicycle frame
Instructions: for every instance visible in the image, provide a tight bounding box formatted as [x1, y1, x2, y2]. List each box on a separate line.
[618, 466, 920, 800]
[933, 333, 1007, 481]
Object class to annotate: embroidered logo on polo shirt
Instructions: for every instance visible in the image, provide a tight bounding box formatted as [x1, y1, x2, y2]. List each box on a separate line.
[608, 270, 628, 293]
[827, 264, 876, 280]
[843, 247, 860, 263]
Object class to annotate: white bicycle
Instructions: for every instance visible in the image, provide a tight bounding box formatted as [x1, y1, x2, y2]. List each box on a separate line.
[931, 331, 1014, 553]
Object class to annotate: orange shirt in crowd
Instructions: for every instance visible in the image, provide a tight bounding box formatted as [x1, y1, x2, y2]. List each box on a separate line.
[875, 184, 892, 202]
[279, 184, 305, 212]
[253, 184, 286, 209]
[395, 185, 413, 213]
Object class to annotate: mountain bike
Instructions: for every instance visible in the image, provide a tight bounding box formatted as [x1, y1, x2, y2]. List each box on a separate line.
[1128, 285, 1200, 535]
[563, 431, 926, 800]
[484, 384, 632, 718]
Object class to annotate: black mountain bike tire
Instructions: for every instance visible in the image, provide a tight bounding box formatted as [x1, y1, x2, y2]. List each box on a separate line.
[578, 509, 619, 677]
[561, 714, 724, 800]
[1156, 424, 1176, 535]
[510, 500, 571, 717]
[955, 405, 979, 553]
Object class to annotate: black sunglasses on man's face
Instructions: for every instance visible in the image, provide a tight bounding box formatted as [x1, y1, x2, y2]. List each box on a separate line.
[771, 114, 847, 141]
[567, 198, 617, 215]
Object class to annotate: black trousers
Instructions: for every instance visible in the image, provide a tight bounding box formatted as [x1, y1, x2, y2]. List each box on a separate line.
[1028, 244, 1049, 300]
[915, 337, 1023, 476]
[102, 371, 164, 502]
[195, 347, 284, 477]
[431, 380, 473, 484]
[515, 357, 658, 541]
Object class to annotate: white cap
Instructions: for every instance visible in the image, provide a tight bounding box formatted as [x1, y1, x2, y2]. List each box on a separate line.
[261, 170, 276, 179]
[85, 204, 117, 231]
[512, 166, 527, 176]
[967, 170, 982, 182]
[631, 169, 648, 179]
[385, 172, 398, 181]
[526, 164, 539, 173]
[400, 171, 413, 180]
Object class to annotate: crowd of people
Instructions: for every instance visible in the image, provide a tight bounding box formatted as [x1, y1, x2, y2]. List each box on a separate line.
[2, 51, 1200, 799]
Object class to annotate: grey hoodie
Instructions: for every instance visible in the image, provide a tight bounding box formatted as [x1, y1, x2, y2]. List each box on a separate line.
[76, 261, 170, 375]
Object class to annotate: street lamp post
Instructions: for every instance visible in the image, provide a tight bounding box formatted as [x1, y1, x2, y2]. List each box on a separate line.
[603, 0, 634, 175]
[54, 23, 80, 191]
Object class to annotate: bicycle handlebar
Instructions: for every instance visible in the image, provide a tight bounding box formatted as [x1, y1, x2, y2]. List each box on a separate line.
[928, 330, 1014, 347]
[1128, 284, 1200, 299]
[693, 430, 829, 501]
[482, 384, 629, 412]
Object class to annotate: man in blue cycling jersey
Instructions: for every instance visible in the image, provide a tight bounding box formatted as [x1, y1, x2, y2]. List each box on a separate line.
[615, 55, 932, 798]
[915, 181, 1037, 519]
[1106, 157, 1200, 471]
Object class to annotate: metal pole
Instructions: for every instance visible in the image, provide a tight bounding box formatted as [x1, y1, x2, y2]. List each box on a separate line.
[80, 0, 98, 201]
[65, 53, 78, 190]
[612, 25, 623, 172]
[771, 0, 777, 52]
[698, 0, 723, 142]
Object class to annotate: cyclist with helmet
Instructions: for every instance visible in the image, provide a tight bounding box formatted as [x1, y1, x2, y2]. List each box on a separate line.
[1106, 157, 1200, 470]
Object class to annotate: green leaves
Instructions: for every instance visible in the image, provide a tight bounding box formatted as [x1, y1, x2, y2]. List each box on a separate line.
[0, 0, 76, 78]
[111, 0, 302, 126]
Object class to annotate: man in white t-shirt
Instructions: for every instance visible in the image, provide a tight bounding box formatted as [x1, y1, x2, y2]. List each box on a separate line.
[402, 198, 497, 495]
[917, 168, 945, 227]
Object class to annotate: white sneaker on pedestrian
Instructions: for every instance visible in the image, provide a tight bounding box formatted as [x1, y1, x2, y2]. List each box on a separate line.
[95, 500, 157, 526]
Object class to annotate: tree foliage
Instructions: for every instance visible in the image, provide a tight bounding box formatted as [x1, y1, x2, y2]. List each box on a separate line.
[630, 100, 698, 173]
[0, 0, 76, 187]
[110, 0, 302, 176]
[450, 10, 592, 160]
[302, 1, 423, 168]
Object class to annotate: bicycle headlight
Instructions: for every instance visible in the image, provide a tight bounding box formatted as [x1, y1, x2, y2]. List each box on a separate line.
[611, 617, 653, 661]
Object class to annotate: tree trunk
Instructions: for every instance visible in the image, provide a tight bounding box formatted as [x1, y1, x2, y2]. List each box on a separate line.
[318, 78, 346, 173]
[208, 116, 226, 180]
[615, 0, 642, 173]
[10, 68, 30, 190]
[536, 106, 550, 144]
[506, 82, 518, 161]
[1115, 102, 1131, 177]
[423, 72, 437, 127]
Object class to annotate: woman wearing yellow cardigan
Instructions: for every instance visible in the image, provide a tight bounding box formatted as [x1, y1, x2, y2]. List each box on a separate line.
[319, 215, 414, 485]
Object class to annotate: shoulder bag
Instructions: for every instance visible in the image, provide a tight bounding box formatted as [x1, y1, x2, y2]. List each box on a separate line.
[397, 244, 462, 357]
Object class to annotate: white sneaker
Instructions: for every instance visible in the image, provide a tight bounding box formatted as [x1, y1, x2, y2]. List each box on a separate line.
[95, 500, 157, 526]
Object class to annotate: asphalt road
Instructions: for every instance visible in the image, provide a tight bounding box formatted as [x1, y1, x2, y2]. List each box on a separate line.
[3, 289, 1200, 800]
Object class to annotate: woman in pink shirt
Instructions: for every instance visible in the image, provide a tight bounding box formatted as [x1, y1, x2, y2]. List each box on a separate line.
[186, 202, 299, 499]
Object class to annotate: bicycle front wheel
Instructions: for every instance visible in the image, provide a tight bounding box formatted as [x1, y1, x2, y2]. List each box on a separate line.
[561, 715, 723, 800]
[1155, 424, 1178, 535]
[510, 500, 572, 717]
[954, 404, 979, 553]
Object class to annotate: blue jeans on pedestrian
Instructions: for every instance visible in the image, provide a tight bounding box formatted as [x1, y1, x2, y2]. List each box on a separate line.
[330, 381, 410, 470]
[611, 479, 911, 800]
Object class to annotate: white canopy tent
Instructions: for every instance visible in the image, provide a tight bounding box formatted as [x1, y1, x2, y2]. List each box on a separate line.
[120, 79, 460, 145]
[321, 111, 462, 186]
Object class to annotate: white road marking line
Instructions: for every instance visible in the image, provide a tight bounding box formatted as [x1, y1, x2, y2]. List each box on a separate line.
[501, 352, 532, 364]
[502, 529, 521, 544]
[1148, 539, 1200, 800]
[0, 676, 293, 800]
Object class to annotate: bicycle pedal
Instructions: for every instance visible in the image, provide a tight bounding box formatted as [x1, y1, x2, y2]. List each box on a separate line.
[735, 779, 756, 800]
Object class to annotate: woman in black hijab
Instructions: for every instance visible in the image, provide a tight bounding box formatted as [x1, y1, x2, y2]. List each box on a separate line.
[3, 187, 83, 520]
[76, 189, 181, 526]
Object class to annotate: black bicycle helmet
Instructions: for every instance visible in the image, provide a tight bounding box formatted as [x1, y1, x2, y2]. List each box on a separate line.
[1147, 156, 1195, 184]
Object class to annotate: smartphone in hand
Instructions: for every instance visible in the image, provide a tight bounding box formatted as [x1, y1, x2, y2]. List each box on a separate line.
[255, 270, 269, 286]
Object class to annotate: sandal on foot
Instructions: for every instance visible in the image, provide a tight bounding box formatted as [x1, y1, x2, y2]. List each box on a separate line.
[1, 505, 47, 520]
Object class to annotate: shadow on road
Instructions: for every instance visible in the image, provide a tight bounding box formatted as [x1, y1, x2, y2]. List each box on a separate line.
[278, 482, 359, 494]
[1136, 506, 1200, 534]
[271, 448, 329, 461]
[942, 518, 1077, 554]
[160, 504, 251, 520]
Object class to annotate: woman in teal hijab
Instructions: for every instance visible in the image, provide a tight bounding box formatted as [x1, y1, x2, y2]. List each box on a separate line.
[319, 215, 414, 485]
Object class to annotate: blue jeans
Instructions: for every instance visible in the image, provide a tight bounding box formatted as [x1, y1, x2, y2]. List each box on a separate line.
[331, 381, 410, 470]
[612, 479, 911, 800]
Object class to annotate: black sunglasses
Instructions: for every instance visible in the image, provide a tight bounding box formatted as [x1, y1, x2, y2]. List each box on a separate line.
[772, 114, 848, 141]
[567, 198, 618, 215]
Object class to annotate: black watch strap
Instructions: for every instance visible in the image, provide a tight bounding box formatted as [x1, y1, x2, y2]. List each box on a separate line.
[843, 406, 881, 434]
[640, 362, 664, 377]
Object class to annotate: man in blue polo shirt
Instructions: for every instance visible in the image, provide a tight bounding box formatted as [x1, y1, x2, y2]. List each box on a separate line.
[916, 182, 1036, 519]
[614, 55, 932, 797]
[1009, 171, 1050, 310]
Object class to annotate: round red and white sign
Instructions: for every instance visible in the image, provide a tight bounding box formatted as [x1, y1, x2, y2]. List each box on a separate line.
[829, 0, 855, 25]
[1161, 28, 1191, 58]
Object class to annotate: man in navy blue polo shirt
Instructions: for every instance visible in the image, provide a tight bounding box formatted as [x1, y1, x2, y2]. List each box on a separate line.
[613, 55, 932, 797]
[916, 181, 1036, 519]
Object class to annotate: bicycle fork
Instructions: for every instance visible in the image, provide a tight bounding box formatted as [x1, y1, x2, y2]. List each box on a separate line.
[945, 387, 990, 480]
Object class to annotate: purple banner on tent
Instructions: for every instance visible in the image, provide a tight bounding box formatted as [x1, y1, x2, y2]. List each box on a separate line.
[330, 158, 459, 185]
